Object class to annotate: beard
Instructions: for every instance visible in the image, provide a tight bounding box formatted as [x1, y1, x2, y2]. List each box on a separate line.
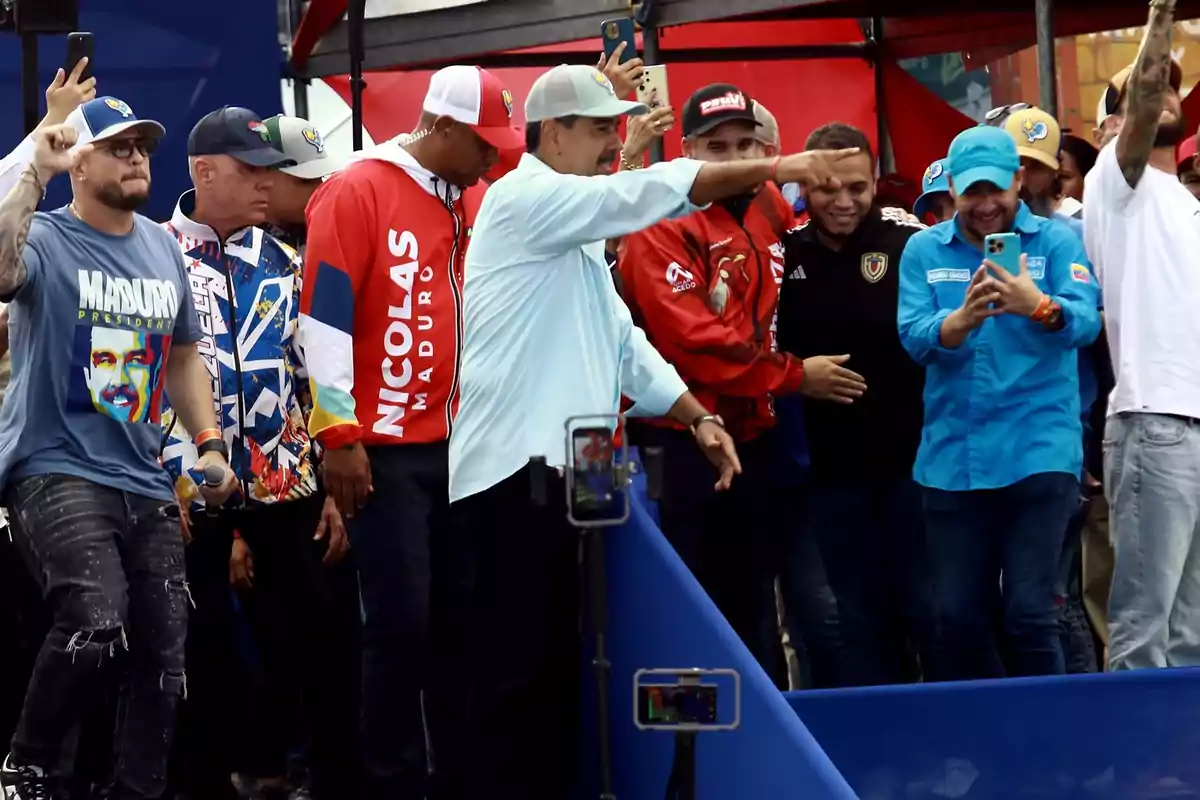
[1155, 118, 1186, 149]
[95, 180, 150, 212]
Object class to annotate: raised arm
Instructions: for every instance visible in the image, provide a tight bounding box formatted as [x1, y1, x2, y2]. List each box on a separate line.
[0, 125, 81, 299]
[1117, 0, 1177, 188]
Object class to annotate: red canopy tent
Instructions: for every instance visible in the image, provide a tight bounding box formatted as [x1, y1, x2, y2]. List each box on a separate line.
[290, 0, 1200, 189]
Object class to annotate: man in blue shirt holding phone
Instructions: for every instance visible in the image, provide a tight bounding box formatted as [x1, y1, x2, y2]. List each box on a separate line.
[897, 126, 1101, 681]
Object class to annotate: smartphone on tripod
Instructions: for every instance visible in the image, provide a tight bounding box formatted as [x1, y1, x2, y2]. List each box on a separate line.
[567, 425, 623, 524]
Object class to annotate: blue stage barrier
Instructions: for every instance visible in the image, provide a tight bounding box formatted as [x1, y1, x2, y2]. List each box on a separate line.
[788, 668, 1200, 798]
[599, 485, 855, 799]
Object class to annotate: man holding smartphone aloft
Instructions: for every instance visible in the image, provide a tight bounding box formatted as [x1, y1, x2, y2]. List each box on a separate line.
[448, 63, 860, 798]
[897, 126, 1100, 682]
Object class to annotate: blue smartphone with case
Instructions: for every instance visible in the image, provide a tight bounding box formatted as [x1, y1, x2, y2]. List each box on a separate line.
[601, 18, 638, 63]
[983, 232, 1021, 276]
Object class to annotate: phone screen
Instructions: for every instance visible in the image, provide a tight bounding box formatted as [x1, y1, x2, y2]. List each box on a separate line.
[570, 426, 618, 520]
[637, 684, 718, 727]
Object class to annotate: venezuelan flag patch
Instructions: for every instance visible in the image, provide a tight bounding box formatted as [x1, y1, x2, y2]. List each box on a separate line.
[1070, 263, 1091, 283]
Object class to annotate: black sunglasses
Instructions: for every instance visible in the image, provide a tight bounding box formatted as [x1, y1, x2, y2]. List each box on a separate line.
[99, 139, 158, 159]
[984, 102, 1031, 125]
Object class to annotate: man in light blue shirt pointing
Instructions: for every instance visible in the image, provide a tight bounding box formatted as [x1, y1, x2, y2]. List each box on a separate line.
[449, 62, 861, 798]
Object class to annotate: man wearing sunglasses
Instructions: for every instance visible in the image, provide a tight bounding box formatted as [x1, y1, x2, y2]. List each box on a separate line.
[0, 97, 238, 800]
[161, 107, 357, 800]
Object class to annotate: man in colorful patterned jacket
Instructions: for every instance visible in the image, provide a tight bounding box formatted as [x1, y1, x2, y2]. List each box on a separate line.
[160, 106, 355, 800]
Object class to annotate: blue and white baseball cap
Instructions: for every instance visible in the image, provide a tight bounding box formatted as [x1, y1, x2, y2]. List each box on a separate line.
[914, 158, 951, 218]
[65, 96, 166, 152]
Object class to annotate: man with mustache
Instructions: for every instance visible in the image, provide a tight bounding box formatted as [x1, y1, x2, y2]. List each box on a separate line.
[1084, 0, 1200, 672]
[450, 64, 860, 797]
[897, 125, 1101, 681]
[0, 98, 237, 800]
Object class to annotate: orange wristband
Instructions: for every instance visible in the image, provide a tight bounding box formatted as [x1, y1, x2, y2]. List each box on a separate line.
[1030, 294, 1053, 322]
[194, 428, 221, 445]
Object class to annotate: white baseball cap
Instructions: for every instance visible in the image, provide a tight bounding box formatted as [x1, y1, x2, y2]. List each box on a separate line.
[423, 65, 524, 151]
[263, 115, 344, 180]
[525, 64, 646, 123]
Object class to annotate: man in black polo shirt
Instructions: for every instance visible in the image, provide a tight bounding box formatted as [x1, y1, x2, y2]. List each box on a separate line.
[776, 122, 932, 686]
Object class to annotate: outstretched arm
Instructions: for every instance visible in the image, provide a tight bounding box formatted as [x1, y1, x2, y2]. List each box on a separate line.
[1117, 0, 1177, 188]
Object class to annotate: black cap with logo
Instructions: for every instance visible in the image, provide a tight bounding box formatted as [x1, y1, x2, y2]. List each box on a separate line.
[681, 84, 760, 138]
[187, 106, 293, 168]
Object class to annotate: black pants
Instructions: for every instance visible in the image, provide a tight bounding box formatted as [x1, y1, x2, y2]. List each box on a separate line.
[178, 493, 360, 799]
[453, 466, 579, 800]
[350, 443, 474, 800]
[5, 474, 189, 799]
[630, 425, 782, 685]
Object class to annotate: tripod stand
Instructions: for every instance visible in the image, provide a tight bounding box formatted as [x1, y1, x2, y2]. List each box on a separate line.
[530, 427, 664, 800]
[663, 731, 697, 800]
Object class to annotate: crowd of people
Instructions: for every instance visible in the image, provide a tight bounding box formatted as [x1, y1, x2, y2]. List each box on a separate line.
[0, 0, 1194, 797]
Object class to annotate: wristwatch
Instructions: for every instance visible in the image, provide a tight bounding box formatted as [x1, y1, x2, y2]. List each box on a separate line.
[196, 438, 229, 461]
[690, 414, 725, 435]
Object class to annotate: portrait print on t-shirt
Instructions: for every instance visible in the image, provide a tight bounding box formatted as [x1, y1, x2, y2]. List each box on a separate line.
[65, 268, 179, 425]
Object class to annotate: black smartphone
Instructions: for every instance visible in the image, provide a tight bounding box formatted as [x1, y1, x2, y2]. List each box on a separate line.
[569, 426, 619, 521]
[601, 18, 637, 64]
[63, 31, 93, 82]
[636, 684, 718, 727]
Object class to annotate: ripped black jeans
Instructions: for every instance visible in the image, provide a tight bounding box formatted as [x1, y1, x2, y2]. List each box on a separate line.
[4, 474, 189, 799]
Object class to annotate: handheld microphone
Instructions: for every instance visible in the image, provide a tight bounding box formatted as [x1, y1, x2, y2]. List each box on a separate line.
[203, 464, 226, 518]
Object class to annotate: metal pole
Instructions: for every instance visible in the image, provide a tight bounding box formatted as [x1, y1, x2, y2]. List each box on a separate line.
[288, 0, 310, 119]
[1034, 0, 1058, 116]
[21, 32, 37, 135]
[348, 0, 367, 151]
[868, 17, 892, 173]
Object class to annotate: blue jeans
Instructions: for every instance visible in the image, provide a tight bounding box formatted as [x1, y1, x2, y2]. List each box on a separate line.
[1105, 413, 1200, 670]
[808, 479, 933, 686]
[5, 474, 189, 798]
[923, 472, 1078, 680]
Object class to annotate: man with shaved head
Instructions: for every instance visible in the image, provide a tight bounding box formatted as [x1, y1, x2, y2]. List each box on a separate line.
[164, 106, 356, 799]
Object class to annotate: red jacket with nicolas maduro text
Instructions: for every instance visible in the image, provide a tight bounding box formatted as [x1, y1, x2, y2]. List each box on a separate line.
[299, 144, 483, 449]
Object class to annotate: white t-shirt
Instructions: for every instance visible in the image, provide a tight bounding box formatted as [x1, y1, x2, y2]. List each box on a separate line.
[1083, 141, 1200, 418]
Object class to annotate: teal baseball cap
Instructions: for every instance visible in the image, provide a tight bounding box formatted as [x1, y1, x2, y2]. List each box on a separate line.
[947, 126, 1020, 193]
[914, 158, 951, 218]
[525, 64, 647, 122]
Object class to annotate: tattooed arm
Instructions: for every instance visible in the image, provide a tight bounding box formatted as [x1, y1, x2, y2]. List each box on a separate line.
[0, 165, 46, 299]
[1117, 0, 1177, 188]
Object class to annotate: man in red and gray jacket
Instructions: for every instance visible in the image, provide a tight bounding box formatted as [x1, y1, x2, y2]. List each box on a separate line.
[618, 83, 864, 677]
[300, 65, 522, 800]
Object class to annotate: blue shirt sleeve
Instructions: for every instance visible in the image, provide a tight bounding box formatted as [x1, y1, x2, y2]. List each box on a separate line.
[170, 244, 203, 345]
[518, 158, 705, 256]
[896, 233, 970, 366]
[1042, 226, 1101, 349]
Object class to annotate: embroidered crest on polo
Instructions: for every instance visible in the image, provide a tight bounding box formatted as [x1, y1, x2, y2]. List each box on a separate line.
[104, 98, 133, 118]
[861, 252, 888, 283]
